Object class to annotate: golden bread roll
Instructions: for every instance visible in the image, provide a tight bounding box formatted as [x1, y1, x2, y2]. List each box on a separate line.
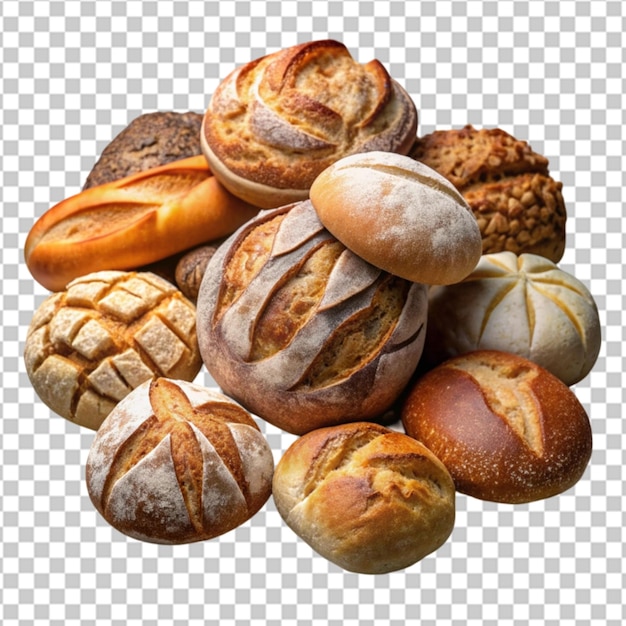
[410, 125, 567, 262]
[23, 271, 202, 430]
[201, 39, 418, 208]
[272, 421, 456, 574]
[25, 155, 260, 292]
[86, 378, 274, 544]
[309, 151, 483, 285]
[196, 200, 428, 435]
[424, 252, 601, 385]
[402, 350, 593, 504]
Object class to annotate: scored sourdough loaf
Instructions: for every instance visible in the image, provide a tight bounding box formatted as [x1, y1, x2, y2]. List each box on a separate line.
[86, 378, 274, 544]
[272, 421, 456, 574]
[401, 350, 593, 504]
[23, 270, 202, 430]
[423, 252, 601, 385]
[195, 199, 428, 435]
[201, 39, 418, 209]
[309, 151, 483, 285]
[25, 155, 260, 292]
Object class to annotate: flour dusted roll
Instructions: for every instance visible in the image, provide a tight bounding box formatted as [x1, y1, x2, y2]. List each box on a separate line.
[423, 252, 602, 385]
[309, 151, 483, 285]
[196, 199, 428, 435]
[86, 378, 274, 544]
[402, 350, 593, 504]
[272, 421, 456, 574]
[201, 39, 418, 208]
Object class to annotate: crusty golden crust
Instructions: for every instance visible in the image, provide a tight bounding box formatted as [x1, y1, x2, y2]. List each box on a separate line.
[410, 125, 566, 262]
[402, 350, 592, 504]
[202, 40, 418, 208]
[196, 200, 429, 435]
[272, 422, 456, 574]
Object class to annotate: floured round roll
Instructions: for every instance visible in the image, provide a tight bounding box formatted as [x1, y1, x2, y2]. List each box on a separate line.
[424, 252, 601, 385]
[402, 351, 593, 504]
[196, 199, 428, 435]
[309, 151, 483, 285]
[272, 422, 456, 574]
[201, 39, 418, 209]
[86, 378, 274, 544]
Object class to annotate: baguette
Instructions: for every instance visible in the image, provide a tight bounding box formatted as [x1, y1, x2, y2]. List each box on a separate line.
[25, 155, 260, 291]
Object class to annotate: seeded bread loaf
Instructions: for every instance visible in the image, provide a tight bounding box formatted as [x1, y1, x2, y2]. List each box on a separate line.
[410, 125, 567, 262]
[201, 39, 418, 208]
[86, 378, 274, 544]
[196, 199, 428, 435]
[24, 271, 202, 430]
[402, 350, 593, 504]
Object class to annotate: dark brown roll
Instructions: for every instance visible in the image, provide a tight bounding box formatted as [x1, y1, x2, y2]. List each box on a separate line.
[401, 350, 592, 504]
[195, 199, 428, 435]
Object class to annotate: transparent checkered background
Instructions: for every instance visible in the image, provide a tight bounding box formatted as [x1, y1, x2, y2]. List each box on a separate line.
[2, 0, 625, 624]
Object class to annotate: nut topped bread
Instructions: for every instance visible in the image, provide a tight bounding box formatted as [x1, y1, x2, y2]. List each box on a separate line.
[201, 39, 418, 208]
[196, 199, 428, 435]
[24, 270, 202, 429]
[410, 125, 567, 262]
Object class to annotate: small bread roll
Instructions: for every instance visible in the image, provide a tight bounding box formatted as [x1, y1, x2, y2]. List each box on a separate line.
[272, 422, 456, 574]
[196, 200, 428, 435]
[23, 271, 202, 430]
[201, 39, 417, 209]
[402, 350, 593, 504]
[424, 252, 601, 385]
[309, 151, 482, 285]
[86, 378, 274, 544]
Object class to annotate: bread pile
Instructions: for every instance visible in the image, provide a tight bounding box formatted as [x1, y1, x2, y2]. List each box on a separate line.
[23, 39, 599, 573]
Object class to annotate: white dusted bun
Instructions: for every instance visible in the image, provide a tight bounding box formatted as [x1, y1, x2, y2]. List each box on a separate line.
[309, 151, 482, 285]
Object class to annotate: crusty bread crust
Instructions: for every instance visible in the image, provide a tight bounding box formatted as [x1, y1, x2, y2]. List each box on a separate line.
[202, 40, 418, 208]
[25, 155, 260, 292]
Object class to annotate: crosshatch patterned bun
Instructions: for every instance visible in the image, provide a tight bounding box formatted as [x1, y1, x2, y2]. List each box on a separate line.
[424, 252, 602, 386]
[309, 151, 483, 285]
[402, 350, 593, 504]
[410, 125, 567, 262]
[23, 271, 202, 430]
[86, 378, 274, 544]
[272, 421, 456, 574]
[201, 39, 418, 209]
[195, 200, 429, 436]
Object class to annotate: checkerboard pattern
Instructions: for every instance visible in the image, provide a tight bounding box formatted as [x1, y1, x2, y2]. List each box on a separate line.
[2, 1, 625, 624]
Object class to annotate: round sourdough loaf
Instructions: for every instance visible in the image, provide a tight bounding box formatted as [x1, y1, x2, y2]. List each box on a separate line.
[86, 378, 274, 544]
[423, 252, 601, 385]
[201, 39, 417, 209]
[309, 151, 483, 285]
[272, 421, 456, 574]
[401, 350, 593, 504]
[195, 199, 428, 435]
[23, 271, 202, 430]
